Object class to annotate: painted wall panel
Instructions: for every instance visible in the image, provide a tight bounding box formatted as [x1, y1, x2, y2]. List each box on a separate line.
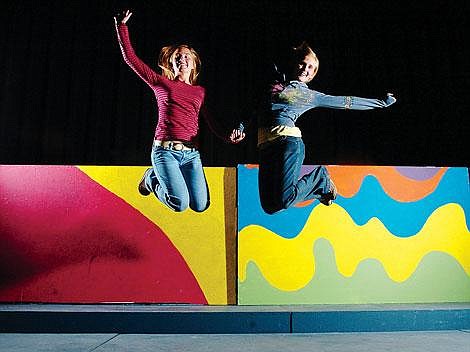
[0, 165, 236, 304]
[238, 165, 470, 304]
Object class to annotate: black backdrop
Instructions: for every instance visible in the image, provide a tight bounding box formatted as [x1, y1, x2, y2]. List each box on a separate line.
[1, 0, 469, 167]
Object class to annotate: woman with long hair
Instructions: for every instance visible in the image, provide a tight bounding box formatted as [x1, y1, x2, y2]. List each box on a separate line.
[114, 10, 244, 212]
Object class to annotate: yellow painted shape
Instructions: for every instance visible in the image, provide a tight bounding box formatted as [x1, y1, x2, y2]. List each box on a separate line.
[239, 203, 470, 291]
[78, 166, 228, 304]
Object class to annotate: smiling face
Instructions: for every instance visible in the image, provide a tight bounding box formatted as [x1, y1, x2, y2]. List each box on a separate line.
[158, 44, 201, 84]
[294, 54, 318, 83]
[171, 47, 195, 76]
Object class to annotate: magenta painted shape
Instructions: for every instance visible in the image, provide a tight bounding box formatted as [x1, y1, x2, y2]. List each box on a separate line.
[0, 165, 207, 304]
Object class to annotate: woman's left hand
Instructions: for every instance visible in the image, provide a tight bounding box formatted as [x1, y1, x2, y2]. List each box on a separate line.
[385, 93, 397, 106]
[229, 129, 246, 144]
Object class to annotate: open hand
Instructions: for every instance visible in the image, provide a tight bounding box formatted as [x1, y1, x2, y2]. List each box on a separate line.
[114, 9, 132, 25]
[229, 128, 245, 144]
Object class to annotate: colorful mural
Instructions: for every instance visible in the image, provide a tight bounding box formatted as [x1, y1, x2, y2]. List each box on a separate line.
[2, 164, 469, 305]
[0, 165, 236, 304]
[238, 165, 470, 304]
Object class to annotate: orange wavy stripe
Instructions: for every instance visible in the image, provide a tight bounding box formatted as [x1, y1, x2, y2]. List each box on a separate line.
[326, 166, 448, 201]
[244, 164, 448, 204]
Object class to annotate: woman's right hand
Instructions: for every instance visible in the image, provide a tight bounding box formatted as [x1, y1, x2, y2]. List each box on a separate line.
[114, 9, 133, 25]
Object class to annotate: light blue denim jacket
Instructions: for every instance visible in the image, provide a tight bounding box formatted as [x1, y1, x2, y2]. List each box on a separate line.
[259, 80, 396, 128]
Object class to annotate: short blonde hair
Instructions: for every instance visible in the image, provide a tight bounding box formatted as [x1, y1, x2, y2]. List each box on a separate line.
[291, 41, 319, 79]
[158, 44, 201, 84]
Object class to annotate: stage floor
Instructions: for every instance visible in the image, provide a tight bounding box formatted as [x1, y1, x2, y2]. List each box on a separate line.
[1, 330, 470, 352]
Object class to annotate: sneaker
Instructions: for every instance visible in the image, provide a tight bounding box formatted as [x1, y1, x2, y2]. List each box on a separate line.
[138, 168, 152, 196]
[319, 179, 337, 206]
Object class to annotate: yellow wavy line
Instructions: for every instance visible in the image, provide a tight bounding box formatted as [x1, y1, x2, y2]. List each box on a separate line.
[238, 203, 470, 291]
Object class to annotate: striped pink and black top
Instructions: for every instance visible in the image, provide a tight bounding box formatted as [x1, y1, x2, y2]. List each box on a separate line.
[116, 23, 209, 145]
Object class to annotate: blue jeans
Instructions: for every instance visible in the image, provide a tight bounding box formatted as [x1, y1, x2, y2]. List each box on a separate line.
[258, 136, 331, 214]
[143, 146, 210, 212]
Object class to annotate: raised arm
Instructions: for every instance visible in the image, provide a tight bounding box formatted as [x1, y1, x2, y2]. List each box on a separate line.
[114, 10, 159, 87]
[314, 91, 396, 110]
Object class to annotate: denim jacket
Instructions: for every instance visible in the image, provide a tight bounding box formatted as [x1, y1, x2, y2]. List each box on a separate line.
[261, 80, 396, 128]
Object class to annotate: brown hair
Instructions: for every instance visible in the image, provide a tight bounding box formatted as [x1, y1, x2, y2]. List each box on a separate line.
[158, 44, 201, 84]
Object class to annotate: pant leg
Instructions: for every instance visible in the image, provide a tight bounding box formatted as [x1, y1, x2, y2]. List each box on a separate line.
[150, 146, 190, 212]
[258, 136, 304, 214]
[295, 165, 331, 203]
[258, 136, 331, 214]
[179, 150, 210, 212]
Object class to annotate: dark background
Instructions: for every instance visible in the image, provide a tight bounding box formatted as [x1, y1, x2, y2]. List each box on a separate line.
[1, 0, 468, 167]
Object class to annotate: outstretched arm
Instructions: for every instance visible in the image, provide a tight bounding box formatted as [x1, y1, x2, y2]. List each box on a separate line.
[314, 91, 396, 110]
[114, 10, 159, 86]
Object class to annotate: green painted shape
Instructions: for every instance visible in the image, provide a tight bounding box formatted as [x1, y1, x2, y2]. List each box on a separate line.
[238, 239, 470, 305]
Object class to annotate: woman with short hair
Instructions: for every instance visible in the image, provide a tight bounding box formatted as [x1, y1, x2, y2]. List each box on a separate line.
[252, 42, 396, 214]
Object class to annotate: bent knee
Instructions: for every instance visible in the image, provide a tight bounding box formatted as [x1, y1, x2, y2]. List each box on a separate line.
[260, 191, 293, 215]
[260, 200, 287, 215]
[191, 200, 210, 213]
[166, 197, 189, 212]
[172, 204, 189, 212]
